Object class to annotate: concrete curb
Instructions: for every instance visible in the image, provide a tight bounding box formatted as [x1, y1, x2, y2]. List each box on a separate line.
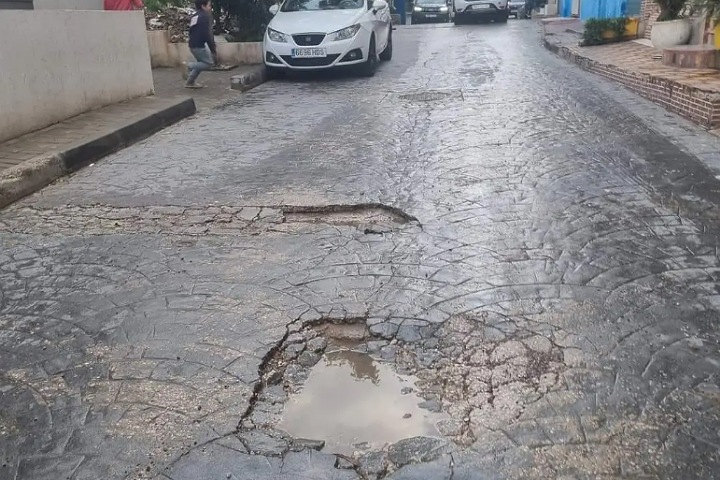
[0, 155, 66, 210]
[0, 97, 196, 209]
[230, 66, 267, 92]
[543, 37, 560, 54]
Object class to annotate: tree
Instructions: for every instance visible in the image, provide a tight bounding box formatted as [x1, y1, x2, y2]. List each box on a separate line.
[695, 0, 720, 20]
[213, 0, 274, 41]
[653, 0, 687, 20]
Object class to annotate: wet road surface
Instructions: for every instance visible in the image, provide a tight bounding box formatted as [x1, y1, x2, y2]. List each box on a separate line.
[3, 21, 720, 480]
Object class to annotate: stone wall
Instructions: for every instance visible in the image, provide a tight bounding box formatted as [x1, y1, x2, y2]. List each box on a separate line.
[640, 0, 660, 38]
[33, 0, 103, 8]
[147, 30, 263, 67]
[0, 10, 154, 143]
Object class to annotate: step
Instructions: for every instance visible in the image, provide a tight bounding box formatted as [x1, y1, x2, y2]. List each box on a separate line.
[662, 45, 720, 69]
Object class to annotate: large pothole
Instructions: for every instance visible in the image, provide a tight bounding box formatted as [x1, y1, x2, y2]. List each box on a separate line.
[236, 313, 569, 478]
[278, 349, 445, 456]
[240, 320, 447, 455]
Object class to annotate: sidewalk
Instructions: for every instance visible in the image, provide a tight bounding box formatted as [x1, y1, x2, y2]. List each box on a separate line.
[0, 95, 195, 208]
[542, 18, 720, 131]
[153, 64, 265, 110]
[0, 65, 263, 209]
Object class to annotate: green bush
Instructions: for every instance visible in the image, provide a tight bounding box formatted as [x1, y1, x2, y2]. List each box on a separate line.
[581, 16, 628, 46]
[213, 0, 274, 42]
[654, 0, 687, 20]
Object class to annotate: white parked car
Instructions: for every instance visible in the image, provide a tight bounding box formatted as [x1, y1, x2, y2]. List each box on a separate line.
[263, 0, 392, 77]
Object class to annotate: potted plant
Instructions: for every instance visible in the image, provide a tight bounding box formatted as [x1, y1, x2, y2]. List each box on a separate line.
[650, 0, 692, 48]
[695, 0, 720, 48]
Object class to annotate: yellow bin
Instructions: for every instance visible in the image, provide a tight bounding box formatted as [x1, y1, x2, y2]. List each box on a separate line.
[715, 24, 720, 49]
[601, 18, 639, 40]
[625, 17, 639, 37]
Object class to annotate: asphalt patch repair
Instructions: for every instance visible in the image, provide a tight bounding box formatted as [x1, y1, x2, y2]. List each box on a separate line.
[0, 203, 420, 236]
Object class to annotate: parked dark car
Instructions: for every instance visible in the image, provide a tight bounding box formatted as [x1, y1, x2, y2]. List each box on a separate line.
[508, 0, 529, 18]
[412, 0, 450, 23]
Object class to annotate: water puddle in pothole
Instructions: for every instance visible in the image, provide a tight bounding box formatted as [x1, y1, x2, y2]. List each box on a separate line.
[278, 349, 445, 455]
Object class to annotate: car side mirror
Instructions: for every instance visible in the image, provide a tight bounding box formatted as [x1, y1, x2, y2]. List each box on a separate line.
[269, 4, 279, 14]
[372, 0, 388, 10]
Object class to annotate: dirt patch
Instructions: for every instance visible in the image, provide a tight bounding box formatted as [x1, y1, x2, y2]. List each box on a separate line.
[145, 6, 194, 43]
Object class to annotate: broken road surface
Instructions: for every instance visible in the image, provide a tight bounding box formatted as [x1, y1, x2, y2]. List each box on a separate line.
[3, 22, 720, 480]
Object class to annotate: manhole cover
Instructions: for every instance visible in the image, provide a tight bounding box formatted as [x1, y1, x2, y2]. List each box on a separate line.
[398, 90, 459, 102]
[278, 349, 444, 455]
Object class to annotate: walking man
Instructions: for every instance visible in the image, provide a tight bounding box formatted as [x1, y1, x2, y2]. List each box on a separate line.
[186, 0, 217, 89]
[394, 0, 406, 24]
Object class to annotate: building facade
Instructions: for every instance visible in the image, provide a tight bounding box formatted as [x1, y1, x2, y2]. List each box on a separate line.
[558, 0, 642, 19]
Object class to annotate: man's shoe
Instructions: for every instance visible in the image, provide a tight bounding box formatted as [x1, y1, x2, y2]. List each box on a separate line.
[184, 83, 205, 89]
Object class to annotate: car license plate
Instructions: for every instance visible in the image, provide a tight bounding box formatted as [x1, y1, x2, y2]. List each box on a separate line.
[472, 3, 489, 8]
[291, 48, 327, 58]
[426, 13, 437, 16]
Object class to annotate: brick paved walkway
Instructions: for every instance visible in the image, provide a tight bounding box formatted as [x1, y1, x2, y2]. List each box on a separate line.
[0, 66, 258, 174]
[543, 19, 720, 129]
[571, 39, 720, 92]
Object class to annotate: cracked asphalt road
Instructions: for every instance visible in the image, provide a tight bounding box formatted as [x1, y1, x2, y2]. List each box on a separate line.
[3, 21, 720, 480]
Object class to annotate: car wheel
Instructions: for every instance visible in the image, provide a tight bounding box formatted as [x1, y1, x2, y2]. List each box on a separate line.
[453, 13, 464, 24]
[359, 36, 378, 77]
[498, 13, 508, 22]
[379, 28, 393, 61]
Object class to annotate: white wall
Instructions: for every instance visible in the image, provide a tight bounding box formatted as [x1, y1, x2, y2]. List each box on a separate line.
[0, 10, 154, 143]
[147, 30, 264, 68]
[690, 15, 707, 45]
[33, 0, 104, 9]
